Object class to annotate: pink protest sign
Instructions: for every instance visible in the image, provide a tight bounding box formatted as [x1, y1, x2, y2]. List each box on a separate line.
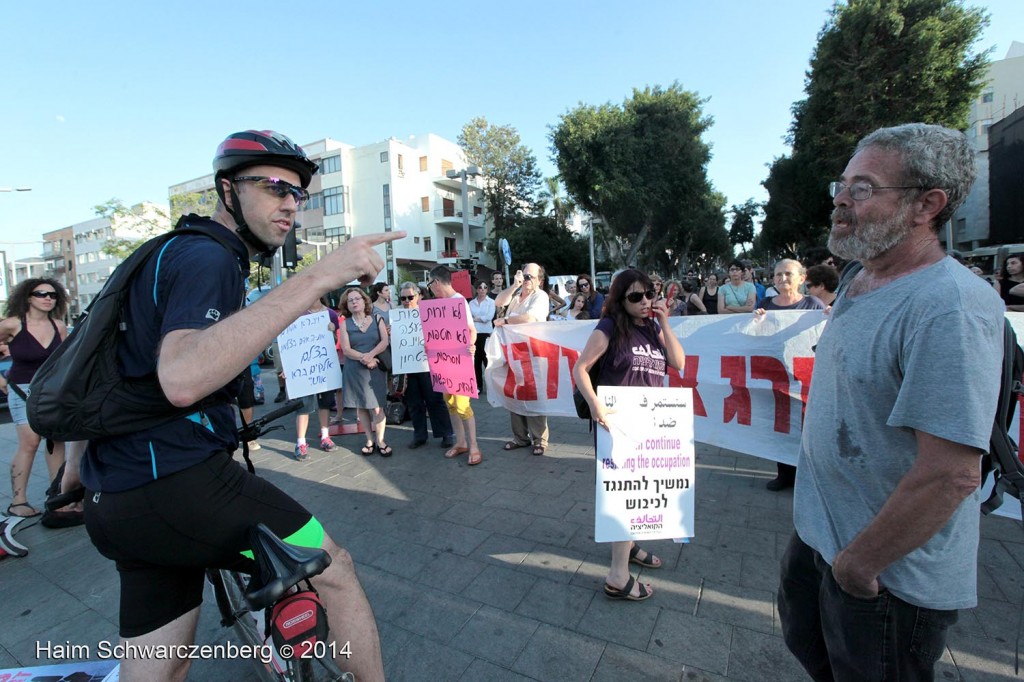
[419, 298, 478, 397]
[452, 269, 473, 299]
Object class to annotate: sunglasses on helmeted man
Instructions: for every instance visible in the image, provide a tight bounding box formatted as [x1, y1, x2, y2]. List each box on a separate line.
[625, 290, 656, 303]
[31, 291, 58, 300]
[233, 176, 310, 206]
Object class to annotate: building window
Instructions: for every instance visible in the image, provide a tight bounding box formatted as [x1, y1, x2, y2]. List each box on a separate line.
[473, 206, 482, 216]
[380, 151, 388, 163]
[424, 237, 431, 252]
[440, 159, 453, 175]
[475, 241, 484, 253]
[382, 184, 392, 230]
[419, 156, 427, 172]
[421, 197, 429, 212]
[982, 91, 994, 103]
[320, 155, 340, 174]
[303, 192, 323, 211]
[324, 187, 344, 216]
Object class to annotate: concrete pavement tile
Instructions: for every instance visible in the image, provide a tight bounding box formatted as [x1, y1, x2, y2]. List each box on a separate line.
[470, 533, 536, 568]
[519, 516, 579, 547]
[527, 491, 583, 520]
[439, 500, 488, 525]
[0, 645, 19, 669]
[424, 520, 493, 556]
[513, 577, 596, 629]
[672, 543, 743, 585]
[482, 488, 535, 512]
[979, 513, 1019, 541]
[463, 564, 537, 611]
[450, 604, 540, 667]
[977, 562, 1015, 603]
[591, 642, 686, 682]
[518, 544, 587, 584]
[648, 609, 731, 675]
[511, 622, 605, 682]
[489, 472, 537, 492]
[566, 525, 600, 556]
[524, 475, 573, 497]
[0, 587, 91, 649]
[948, 606, 988, 640]
[739, 551, 783, 593]
[343, 529, 407, 566]
[415, 550, 489, 595]
[562, 500, 594, 526]
[726, 626, 807, 682]
[458, 658, 537, 681]
[358, 564, 426, 623]
[370, 540, 440, 579]
[474, 508, 536, 536]
[377, 621, 414, 667]
[977, 539, 1024, 602]
[691, 580, 774, 636]
[714, 524, 779, 560]
[383, 632, 475, 682]
[392, 587, 482, 644]
[576, 591, 661, 651]
[745, 504, 795, 535]
[7, 607, 118, 667]
[946, 633, 1019, 681]
[972, 596, 1022, 641]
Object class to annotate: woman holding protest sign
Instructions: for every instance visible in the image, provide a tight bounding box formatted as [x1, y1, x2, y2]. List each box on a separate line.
[573, 269, 686, 602]
[339, 287, 392, 456]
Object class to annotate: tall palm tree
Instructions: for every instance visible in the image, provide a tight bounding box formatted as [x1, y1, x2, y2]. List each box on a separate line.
[538, 176, 576, 229]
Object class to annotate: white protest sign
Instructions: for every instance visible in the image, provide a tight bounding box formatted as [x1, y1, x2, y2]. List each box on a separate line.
[390, 307, 429, 375]
[594, 386, 696, 543]
[277, 310, 342, 399]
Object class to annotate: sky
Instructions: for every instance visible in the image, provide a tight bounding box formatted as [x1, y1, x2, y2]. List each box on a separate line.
[1, 1, 1022, 263]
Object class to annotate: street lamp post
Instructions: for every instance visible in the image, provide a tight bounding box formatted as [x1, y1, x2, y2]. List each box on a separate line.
[445, 166, 480, 272]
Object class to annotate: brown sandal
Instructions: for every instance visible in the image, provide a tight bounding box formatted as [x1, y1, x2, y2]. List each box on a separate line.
[444, 446, 469, 459]
[468, 449, 483, 465]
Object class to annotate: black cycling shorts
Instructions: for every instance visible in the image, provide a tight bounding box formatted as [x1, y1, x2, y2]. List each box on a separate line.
[84, 451, 320, 638]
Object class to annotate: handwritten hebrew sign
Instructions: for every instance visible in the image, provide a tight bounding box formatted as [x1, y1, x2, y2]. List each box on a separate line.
[419, 298, 478, 398]
[594, 386, 696, 542]
[390, 307, 429, 375]
[277, 310, 342, 399]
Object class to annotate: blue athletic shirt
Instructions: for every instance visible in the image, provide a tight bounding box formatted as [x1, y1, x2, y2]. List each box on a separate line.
[81, 219, 251, 493]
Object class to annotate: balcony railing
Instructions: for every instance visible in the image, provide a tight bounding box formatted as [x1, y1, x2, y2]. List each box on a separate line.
[437, 250, 485, 262]
[433, 208, 485, 227]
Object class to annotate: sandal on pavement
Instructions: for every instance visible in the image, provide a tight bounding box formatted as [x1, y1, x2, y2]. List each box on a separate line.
[444, 446, 469, 459]
[629, 544, 662, 569]
[604, 575, 652, 601]
[502, 441, 529, 451]
[6, 503, 40, 519]
[532, 445, 545, 456]
[360, 443, 376, 456]
[377, 443, 393, 457]
[468, 449, 483, 466]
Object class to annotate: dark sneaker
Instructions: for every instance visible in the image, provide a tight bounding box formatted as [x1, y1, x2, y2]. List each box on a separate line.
[320, 438, 337, 452]
[408, 439, 427, 449]
[440, 435, 456, 448]
[274, 391, 287, 403]
[294, 443, 310, 461]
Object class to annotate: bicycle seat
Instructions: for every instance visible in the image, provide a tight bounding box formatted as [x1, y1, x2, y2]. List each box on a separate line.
[244, 523, 332, 611]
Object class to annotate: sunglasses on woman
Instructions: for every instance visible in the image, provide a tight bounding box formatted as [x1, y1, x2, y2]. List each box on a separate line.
[399, 295, 417, 302]
[625, 290, 656, 303]
[31, 291, 59, 300]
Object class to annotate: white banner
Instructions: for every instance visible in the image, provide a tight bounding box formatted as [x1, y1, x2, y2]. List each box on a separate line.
[595, 386, 696, 543]
[390, 307, 429, 375]
[485, 312, 1024, 517]
[277, 310, 342, 399]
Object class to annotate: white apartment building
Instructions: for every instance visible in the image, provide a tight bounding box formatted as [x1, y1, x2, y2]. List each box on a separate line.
[949, 41, 1024, 250]
[169, 133, 491, 284]
[72, 203, 168, 312]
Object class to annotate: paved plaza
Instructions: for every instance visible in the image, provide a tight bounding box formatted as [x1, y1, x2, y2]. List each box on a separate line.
[1, 372, 1022, 681]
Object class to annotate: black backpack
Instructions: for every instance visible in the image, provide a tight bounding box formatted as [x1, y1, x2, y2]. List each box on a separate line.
[837, 261, 1024, 517]
[27, 216, 243, 442]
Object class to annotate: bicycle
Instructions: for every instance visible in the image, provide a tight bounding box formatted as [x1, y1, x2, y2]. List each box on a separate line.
[207, 398, 355, 682]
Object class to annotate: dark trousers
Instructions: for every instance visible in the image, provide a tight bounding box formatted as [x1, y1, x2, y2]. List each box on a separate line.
[474, 332, 490, 389]
[404, 372, 453, 442]
[778, 532, 957, 682]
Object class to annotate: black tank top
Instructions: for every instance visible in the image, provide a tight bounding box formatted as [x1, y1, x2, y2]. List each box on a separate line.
[702, 287, 719, 314]
[8, 317, 60, 384]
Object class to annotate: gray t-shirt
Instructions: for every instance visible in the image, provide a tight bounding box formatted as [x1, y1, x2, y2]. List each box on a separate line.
[794, 257, 1004, 610]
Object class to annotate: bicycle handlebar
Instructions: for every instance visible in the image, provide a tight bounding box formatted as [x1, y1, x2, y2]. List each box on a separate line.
[238, 399, 304, 442]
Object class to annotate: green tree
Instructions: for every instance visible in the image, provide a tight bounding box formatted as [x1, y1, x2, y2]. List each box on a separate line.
[504, 215, 590, 276]
[458, 117, 542, 257]
[728, 198, 761, 256]
[551, 83, 727, 269]
[169, 189, 219, 224]
[537, 176, 576, 229]
[761, 0, 990, 253]
[94, 199, 171, 260]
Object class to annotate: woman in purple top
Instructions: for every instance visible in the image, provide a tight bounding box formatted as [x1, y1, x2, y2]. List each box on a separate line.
[573, 269, 686, 602]
[754, 259, 824, 492]
[0, 278, 69, 517]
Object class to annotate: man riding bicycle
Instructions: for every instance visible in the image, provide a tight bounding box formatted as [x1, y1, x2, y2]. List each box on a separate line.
[81, 130, 397, 681]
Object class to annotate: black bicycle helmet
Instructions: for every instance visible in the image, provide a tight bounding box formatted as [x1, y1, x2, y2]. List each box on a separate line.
[212, 130, 319, 257]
